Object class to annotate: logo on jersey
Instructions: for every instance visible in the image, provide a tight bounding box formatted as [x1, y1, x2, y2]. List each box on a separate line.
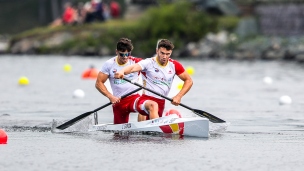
[154, 68, 159, 72]
[168, 70, 172, 74]
[112, 69, 117, 73]
[152, 76, 172, 88]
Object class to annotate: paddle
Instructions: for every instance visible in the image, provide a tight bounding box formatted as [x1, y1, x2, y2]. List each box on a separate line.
[56, 88, 142, 130]
[123, 78, 225, 123]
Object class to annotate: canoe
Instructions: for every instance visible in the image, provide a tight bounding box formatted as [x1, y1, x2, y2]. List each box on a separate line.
[90, 114, 209, 138]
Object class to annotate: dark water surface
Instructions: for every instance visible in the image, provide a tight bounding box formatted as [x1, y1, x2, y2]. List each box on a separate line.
[0, 55, 303, 171]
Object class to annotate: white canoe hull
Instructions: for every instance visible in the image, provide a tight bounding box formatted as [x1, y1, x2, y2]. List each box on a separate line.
[90, 114, 209, 138]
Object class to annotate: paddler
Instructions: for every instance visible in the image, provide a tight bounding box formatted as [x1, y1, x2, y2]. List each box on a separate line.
[95, 38, 158, 124]
[115, 39, 193, 121]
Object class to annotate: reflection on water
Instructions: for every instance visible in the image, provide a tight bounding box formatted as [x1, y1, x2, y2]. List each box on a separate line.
[91, 131, 211, 144]
[95, 132, 186, 142]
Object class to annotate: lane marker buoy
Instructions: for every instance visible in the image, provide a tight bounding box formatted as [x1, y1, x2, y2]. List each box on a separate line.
[279, 95, 292, 105]
[186, 66, 195, 75]
[18, 76, 29, 85]
[263, 76, 273, 85]
[0, 129, 8, 144]
[73, 89, 85, 98]
[63, 64, 72, 72]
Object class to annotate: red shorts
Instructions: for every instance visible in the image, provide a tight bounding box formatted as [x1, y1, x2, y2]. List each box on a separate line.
[136, 94, 165, 117]
[112, 94, 140, 124]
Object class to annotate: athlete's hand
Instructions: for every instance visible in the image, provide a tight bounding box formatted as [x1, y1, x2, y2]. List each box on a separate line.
[114, 71, 124, 79]
[109, 95, 121, 105]
[171, 95, 182, 106]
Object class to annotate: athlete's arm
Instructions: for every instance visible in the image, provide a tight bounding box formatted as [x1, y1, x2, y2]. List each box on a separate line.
[115, 63, 142, 79]
[172, 71, 193, 105]
[95, 72, 120, 104]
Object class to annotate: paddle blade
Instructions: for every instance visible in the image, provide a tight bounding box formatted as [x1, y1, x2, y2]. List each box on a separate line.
[55, 88, 142, 130]
[56, 111, 93, 130]
[192, 109, 226, 123]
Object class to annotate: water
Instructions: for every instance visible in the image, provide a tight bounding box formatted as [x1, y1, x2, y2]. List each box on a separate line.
[0, 55, 304, 171]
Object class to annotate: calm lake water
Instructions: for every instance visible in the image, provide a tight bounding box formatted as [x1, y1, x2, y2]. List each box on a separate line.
[0, 55, 304, 171]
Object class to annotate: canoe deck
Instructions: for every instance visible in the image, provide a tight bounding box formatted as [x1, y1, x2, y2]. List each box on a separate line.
[90, 114, 209, 138]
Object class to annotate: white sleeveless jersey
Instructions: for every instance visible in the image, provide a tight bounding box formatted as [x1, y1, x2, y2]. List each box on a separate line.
[138, 57, 185, 99]
[100, 56, 142, 97]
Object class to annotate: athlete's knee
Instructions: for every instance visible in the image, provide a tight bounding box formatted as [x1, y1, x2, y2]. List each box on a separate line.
[145, 100, 158, 111]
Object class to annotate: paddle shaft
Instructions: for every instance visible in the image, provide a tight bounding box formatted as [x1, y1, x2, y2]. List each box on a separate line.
[56, 87, 142, 130]
[123, 78, 225, 123]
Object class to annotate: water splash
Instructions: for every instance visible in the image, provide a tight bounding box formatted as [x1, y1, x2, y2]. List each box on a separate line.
[209, 121, 230, 134]
[51, 117, 93, 133]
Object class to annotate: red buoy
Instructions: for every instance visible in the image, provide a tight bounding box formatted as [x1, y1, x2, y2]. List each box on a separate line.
[165, 109, 182, 118]
[81, 68, 99, 79]
[0, 129, 8, 144]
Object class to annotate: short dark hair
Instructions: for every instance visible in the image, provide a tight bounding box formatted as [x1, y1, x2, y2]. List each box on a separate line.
[157, 39, 174, 50]
[117, 38, 133, 52]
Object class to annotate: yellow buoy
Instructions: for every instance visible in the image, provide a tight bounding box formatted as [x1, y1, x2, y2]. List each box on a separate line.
[18, 76, 29, 85]
[186, 66, 195, 75]
[177, 82, 184, 90]
[63, 64, 72, 72]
